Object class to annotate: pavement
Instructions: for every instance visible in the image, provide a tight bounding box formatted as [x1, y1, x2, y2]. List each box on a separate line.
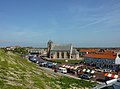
[92, 84, 107, 89]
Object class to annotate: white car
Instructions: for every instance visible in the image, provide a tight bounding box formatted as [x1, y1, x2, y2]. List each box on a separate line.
[103, 69, 111, 72]
[97, 69, 104, 72]
[58, 67, 67, 74]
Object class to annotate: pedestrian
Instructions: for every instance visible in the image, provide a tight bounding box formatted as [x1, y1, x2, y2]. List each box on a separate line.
[104, 76, 109, 85]
[105, 80, 107, 85]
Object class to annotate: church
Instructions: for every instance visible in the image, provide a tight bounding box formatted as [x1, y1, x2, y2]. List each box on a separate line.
[47, 40, 79, 59]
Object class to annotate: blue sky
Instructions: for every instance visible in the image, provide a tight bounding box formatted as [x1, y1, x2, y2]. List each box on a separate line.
[0, 0, 120, 47]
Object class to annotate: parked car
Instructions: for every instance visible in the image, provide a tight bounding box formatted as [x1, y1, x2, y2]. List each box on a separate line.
[46, 62, 53, 68]
[39, 62, 47, 67]
[36, 60, 43, 64]
[79, 74, 92, 79]
[97, 69, 104, 72]
[103, 69, 111, 73]
[29, 57, 38, 63]
[79, 74, 83, 78]
[57, 67, 67, 74]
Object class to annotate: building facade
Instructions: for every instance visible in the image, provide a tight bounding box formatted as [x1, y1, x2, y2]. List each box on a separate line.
[84, 52, 120, 70]
[47, 40, 79, 59]
[28, 48, 47, 57]
[79, 49, 98, 57]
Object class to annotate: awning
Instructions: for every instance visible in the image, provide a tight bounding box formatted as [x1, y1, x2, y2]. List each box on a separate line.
[70, 66, 74, 69]
[62, 65, 65, 67]
[104, 73, 120, 79]
[62, 65, 79, 70]
[67, 66, 71, 68]
[91, 70, 95, 74]
[74, 66, 79, 70]
[65, 65, 69, 68]
[83, 69, 95, 74]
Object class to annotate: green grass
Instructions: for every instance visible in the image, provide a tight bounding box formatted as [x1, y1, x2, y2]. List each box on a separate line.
[48, 59, 83, 64]
[57, 77, 96, 89]
[0, 49, 96, 89]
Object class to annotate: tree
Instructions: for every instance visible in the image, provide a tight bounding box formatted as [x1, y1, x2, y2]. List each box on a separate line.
[13, 47, 28, 54]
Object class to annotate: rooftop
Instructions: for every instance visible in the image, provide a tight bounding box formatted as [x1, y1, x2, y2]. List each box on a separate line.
[72, 49, 79, 54]
[51, 44, 72, 51]
[84, 53, 116, 59]
[79, 49, 98, 52]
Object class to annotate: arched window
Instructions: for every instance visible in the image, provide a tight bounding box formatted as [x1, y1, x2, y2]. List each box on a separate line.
[62, 52, 64, 58]
[57, 52, 59, 58]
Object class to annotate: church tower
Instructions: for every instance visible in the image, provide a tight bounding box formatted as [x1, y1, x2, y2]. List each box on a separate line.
[47, 40, 53, 58]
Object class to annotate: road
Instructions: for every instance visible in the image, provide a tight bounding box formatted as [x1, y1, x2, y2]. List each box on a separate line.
[40, 67, 88, 80]
[40, 66, 104, 84]
[28, 56, 105, 85]
[40, 66, 108, 89]
[28, 56, 106, 89]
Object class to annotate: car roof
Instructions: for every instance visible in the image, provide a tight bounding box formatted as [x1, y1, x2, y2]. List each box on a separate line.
[59, 67, 66, 69]
[83, 74, 89, 75]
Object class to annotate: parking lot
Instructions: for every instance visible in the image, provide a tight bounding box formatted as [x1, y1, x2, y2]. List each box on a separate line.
[27, 55, 115, 84]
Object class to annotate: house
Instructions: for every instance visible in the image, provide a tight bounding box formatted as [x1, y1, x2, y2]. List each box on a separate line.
[79, 49, 98, 57]
[28, 48, 47, 57]
[47, 40, 79, 59]
[84, 51, 120, 70]
[6, 46, 20, 51]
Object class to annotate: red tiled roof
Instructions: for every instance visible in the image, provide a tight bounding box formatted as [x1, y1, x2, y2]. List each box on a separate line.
[96, 51, 114, 54]
[79, 49, 98, 52]
[84, 53, 116, 59]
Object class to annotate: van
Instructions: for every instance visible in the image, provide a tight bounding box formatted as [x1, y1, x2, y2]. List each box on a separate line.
[58, 67, 67, 74]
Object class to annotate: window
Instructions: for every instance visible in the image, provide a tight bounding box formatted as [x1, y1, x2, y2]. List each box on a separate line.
[62, 52, 64, 58]
[57, 52, 59, 58]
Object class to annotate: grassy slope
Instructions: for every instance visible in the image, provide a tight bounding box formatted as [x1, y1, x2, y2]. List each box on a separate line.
[0, 49, 96, 89]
